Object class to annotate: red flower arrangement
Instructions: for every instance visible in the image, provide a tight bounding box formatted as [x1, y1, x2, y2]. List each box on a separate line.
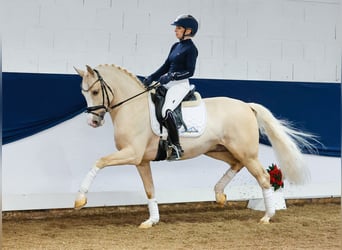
[267, 163, 284, 191]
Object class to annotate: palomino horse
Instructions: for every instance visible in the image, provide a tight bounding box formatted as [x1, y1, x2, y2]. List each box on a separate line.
[74, 64, 313, 228]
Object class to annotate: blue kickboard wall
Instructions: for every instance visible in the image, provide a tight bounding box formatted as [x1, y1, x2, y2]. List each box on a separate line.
[2, 72, 341, 157]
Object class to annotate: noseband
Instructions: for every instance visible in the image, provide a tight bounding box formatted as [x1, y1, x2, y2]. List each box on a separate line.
[82, 69, 158, 119]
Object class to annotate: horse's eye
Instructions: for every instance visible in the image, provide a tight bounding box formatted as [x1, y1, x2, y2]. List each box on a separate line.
[92, 90, 99, 96]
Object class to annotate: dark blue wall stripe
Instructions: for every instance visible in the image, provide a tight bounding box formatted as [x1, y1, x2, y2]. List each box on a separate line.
[3, 72, 340, 157]
[191, 78, 340, 157]
[3, 72, 86, 144]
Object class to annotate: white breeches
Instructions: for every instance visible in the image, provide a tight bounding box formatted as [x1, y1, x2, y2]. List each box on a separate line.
[162, 79, 190, 118]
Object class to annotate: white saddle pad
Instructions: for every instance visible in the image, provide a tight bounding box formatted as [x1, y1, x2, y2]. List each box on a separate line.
[149, 92, 207, 137]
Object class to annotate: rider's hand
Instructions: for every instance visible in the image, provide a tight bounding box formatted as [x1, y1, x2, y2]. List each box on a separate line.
[142, 76, 153, 87]
[159, 73, 175, 85]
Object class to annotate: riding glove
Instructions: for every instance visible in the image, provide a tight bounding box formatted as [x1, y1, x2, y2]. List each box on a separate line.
[159, 72, 175, 85]
[142, 76, 153, 87]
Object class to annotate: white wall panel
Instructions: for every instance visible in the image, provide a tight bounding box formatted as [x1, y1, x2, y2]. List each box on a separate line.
[224, 17, 248, 38]
[25, 28, 54, 50]
[85, 30, 111, 52]
[198, 58, 225, 78]
[109, 32, 137, 55]
[53, 29, 87, 52]
[95, 8, 124, 31]
[223, 39, 237, 59]
[237, 39, 282, 61]
[196, 37, 214, 58]
[281, 1, 305, 22]
[270, 61, 293, 81]
[326, 42, 342, 62]
[247, 60, 271, 80]
[135, 34, 172, 56]
[199, 13, 225, 37]
[55, 0, 83, 8]
[314, 62, 339, 82]
[84, 0, 111, 8]
[38, 50, 69, 73]
[122, 9, 151, 34]
[3, 0, 40, 28]
[3, 49, 39, 72]
[223, 59, 248, 79]
[293, 61, 316, 81]
[305, 2, 339, 25]
[2, 0, 340, 81]
[282, 41, 304, 61]
[303, 42, 325, 62]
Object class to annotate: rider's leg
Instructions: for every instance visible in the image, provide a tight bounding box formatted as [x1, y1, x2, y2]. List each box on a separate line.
[161, 79, 190, 117]
[163, 109, 183, 160]
[162, 79, 190, 160]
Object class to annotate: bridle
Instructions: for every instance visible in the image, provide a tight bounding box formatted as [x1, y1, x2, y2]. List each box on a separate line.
[82, 69, 114, 119]
[82, 69, 157, 119]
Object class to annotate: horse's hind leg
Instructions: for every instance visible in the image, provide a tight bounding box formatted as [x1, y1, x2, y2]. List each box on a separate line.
[244, 158, 275, 224]
[214, 164, 242, 207]
[205, 151, 243, 207]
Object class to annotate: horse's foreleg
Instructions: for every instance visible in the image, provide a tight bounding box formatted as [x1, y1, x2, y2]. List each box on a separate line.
[74, 147, 139, 210]
[74, 165, 100, 209]
[95, 147, 139, 168]
[135, 162, 160, 229]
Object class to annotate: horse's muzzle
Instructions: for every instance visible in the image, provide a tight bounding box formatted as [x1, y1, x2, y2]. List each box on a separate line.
[87, 114, 105, 128]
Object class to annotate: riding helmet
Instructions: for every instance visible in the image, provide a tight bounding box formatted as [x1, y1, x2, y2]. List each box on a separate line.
[171, 14, 198, 36]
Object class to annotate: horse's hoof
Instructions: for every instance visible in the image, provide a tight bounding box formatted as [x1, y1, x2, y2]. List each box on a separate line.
[139, 219, 157, 229]
[74, 193, 87, 210]
[215, 193, 227, 207]
[259, 215, 271, 224]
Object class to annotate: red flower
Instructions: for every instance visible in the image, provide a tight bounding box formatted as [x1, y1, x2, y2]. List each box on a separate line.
[267, 163, 284, 191]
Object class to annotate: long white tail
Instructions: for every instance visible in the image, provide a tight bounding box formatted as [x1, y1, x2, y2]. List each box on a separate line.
[249, 103, 317, 184]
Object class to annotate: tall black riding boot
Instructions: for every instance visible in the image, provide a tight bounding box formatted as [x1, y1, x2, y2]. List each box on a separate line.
[163, 110, 184, 161]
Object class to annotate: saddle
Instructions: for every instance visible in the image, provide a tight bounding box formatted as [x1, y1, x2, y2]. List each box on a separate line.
[150, 85, 203, 161]
[150, 84, 197, 132]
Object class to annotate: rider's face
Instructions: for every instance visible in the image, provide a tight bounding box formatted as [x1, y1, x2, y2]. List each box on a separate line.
[175, 26, 185, 39]
[174, 26, 191, 39]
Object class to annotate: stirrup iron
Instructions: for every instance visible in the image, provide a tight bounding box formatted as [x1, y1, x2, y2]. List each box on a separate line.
[168, 144, 183, 161]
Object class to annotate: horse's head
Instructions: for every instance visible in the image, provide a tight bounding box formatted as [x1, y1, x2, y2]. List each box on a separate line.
[74, 65, 114, 128]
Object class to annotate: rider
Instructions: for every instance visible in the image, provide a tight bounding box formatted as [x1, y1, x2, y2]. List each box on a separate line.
[143, 14, 199, 161]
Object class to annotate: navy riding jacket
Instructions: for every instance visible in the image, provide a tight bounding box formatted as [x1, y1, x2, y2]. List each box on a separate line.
[149, 39, 198, 81]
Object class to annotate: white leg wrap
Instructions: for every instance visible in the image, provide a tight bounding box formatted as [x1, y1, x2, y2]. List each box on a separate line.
[262, 187, 275, 218]
[147, 198, 160, 223]
[139, 198, 160, 228]
[214, 168, 237, 193]
[79, 166, 100, 194]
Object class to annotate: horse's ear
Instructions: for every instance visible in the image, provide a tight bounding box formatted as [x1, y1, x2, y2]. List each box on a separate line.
[86, 65, 95, 76]
[74, 66, 85, 77]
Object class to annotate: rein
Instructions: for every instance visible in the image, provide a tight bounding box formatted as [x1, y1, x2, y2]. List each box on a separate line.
[110, 87, 151, 109]
[83, 69, 158, 118]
